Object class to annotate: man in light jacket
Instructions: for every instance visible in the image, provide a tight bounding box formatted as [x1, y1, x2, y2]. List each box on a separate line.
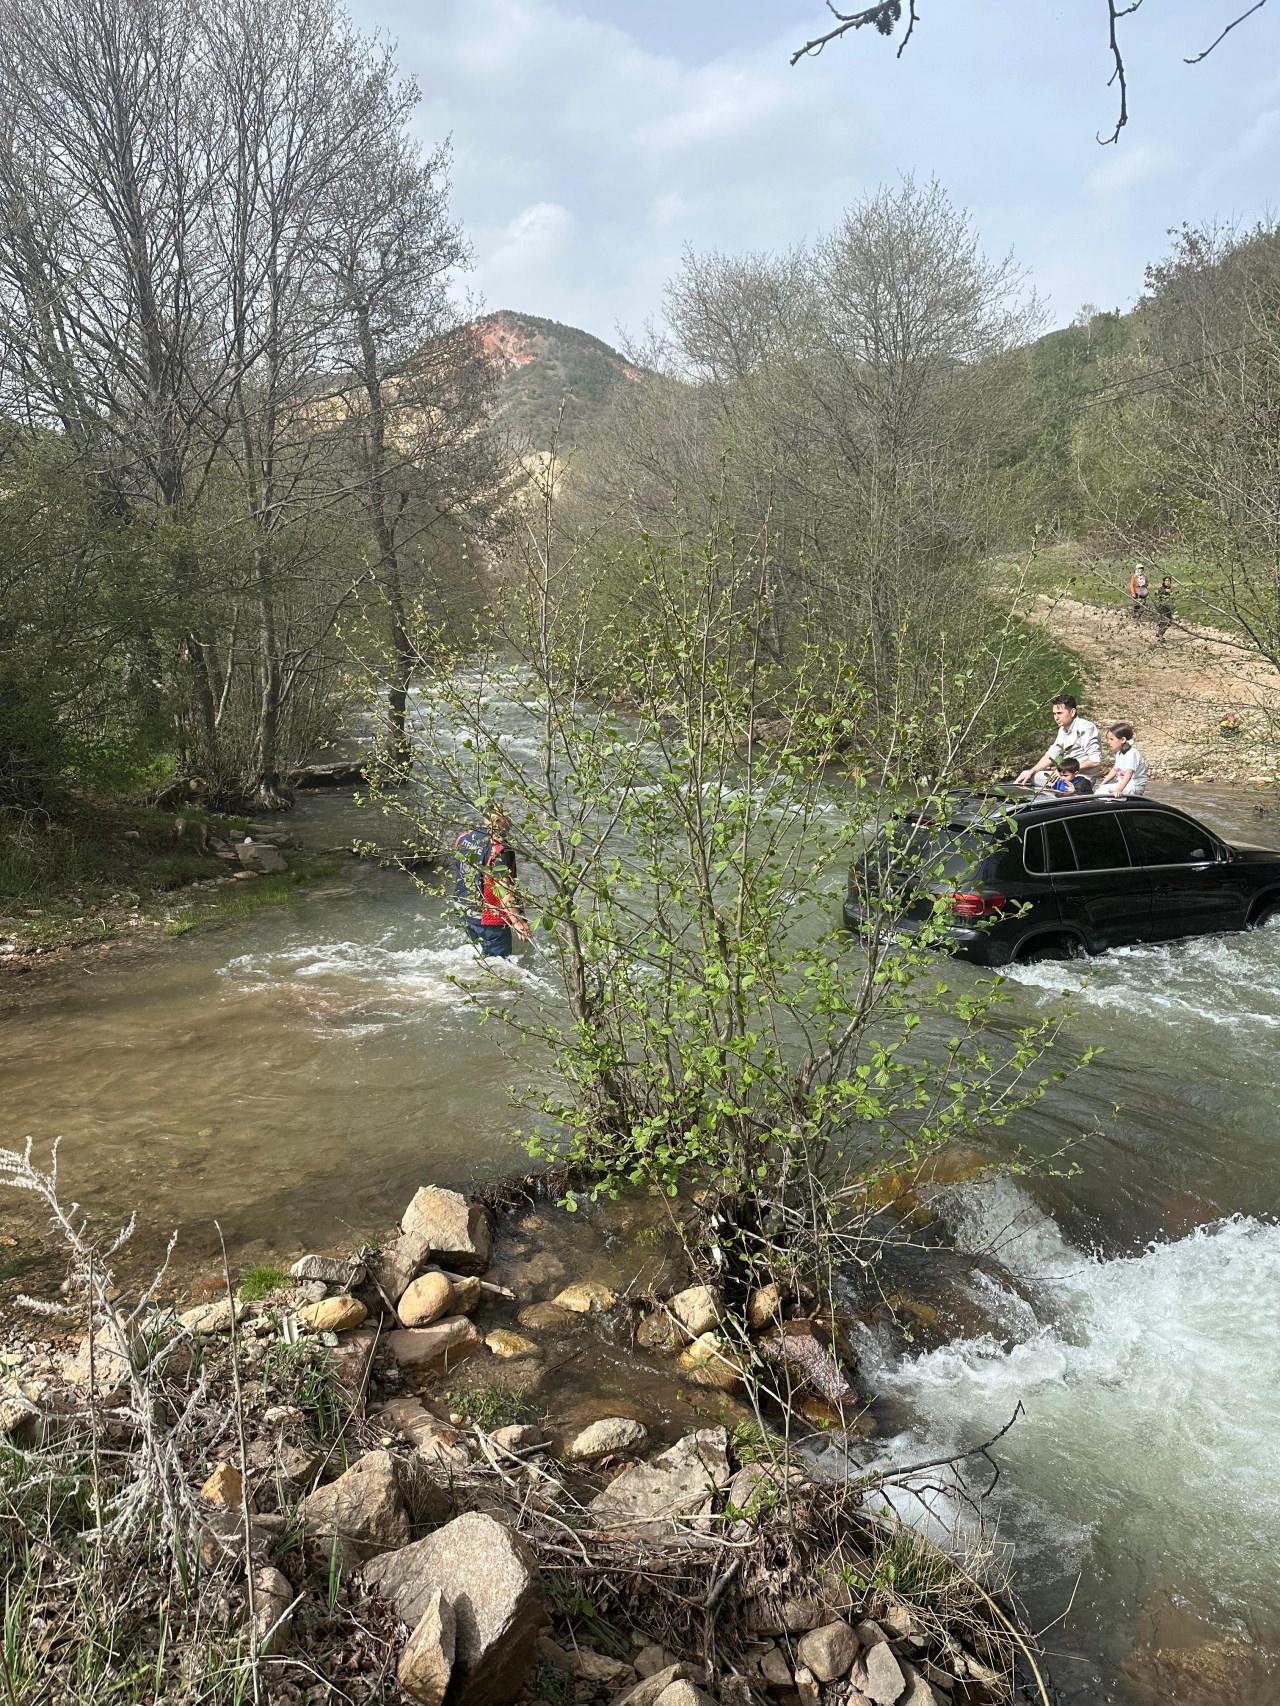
[1015, 694, 1103, 789]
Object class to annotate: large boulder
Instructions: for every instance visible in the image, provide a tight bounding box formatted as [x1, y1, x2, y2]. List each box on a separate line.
[298, 1449, 418, 1567]
[372, 1234, 428, 1304]
[398, 1589, 455, 1706]
[401, 1187, 493, 1275]
[590, 1428, 730, 1536]
[365, 1512, 543, 1706]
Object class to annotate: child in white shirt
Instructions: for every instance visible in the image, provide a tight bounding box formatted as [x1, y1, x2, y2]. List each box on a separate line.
[1095, 723, 1149, 796]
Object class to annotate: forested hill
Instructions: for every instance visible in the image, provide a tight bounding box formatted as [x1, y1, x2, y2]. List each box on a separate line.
[475, 310, 641, 447]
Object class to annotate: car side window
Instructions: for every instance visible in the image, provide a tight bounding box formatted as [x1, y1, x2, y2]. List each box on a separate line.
[1022, 827, 1045, 874]
[1065, 815, 1130, 871]
[1044, 821, 1077, 873]
[1122, 812, 1214, 866]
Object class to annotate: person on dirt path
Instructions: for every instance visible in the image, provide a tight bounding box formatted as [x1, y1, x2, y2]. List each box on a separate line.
[1129, 563, 1150, 618]
[452, 806, 530, 958]
[1095, 724, 1150, 797]
[1015, 694, 1103, 789]
[1156, 576, 1174, 643]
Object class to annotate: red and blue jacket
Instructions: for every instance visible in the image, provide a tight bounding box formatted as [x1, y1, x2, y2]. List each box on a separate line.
[453, 828, 517, 927]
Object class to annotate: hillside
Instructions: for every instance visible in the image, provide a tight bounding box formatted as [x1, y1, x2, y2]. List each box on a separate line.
[476, 310, 641, 448]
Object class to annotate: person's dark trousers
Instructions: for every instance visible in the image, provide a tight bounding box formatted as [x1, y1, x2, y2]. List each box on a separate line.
[465, 919, 514, 957]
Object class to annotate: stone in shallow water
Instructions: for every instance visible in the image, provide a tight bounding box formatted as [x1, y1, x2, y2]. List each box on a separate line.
[552, 1279, 616, 1314]
[565, 1416, 648, 1460]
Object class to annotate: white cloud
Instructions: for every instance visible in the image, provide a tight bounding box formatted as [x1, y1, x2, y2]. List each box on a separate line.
[1086, 142, 1173, 202]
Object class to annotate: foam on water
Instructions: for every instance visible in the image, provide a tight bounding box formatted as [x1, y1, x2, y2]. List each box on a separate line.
[862, 1174, 1280, 1632]
[1000, 921, 1280, 1035]
[223, 923, 556, 1031]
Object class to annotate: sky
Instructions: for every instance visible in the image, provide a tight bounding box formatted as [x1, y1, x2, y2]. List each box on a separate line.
[355, 0, 1280, 346]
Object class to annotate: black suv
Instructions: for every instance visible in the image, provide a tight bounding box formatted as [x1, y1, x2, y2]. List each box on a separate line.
[843, 791, 1280, 966]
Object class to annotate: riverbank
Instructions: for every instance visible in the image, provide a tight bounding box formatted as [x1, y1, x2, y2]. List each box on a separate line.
[0, 1162, 1039, 1706]
[0, 794, 353, 962]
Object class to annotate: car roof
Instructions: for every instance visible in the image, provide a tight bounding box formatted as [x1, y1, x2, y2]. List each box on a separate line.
[937, 789, 1206, 830]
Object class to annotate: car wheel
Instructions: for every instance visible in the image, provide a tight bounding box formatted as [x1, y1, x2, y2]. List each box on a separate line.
[1248, 897, 1280, 930]
[1014, 932, 1086, 965]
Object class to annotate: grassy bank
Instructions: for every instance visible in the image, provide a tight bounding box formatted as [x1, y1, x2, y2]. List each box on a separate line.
[0, 796, 340, 956]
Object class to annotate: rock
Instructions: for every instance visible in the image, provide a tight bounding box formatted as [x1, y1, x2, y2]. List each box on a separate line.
[636, 1311, 684, 1353]
[720, 1675, 753, 1706]
[591, 1428, 730, 1534]
[652, 1682, 713, 1706]
[498, 1247, 566, 1295]
[552, 1280, 616, 1314]
[179, 1298, 245, 1335]
[245, 1435, 322, 1492]
[491, 1422, 544, 1452]
[298, 1295, 368, 1333]
[236, 839, 287, 874]
[253, 1565, 294, 1656]
[364, 1512, 543, 1706]
[668, 1285, 721, 1337]
[0, 1393, 41, 1446]
[763, 1321, 856, 1404]
[793, 1666, 821, 1706]
[863, 1640, 907, 1705]
[797, 1621, 858, 1683]
[677, 1332, 743, 1393]
[749, 1596, 828, 1636]
[450, 1274, 482, 1314]
[298, 1449, 410, 1565]
[377, 1398, 469, 1471]
[517, 1302, 579, 1333]
[747, 1283, 783, 1333]
[329, 1324, 379, 1394]
[372, 1233, 428, 1303]
[385, 1318, 484, 1373]
[485, 1329, 539, 1359]
[398, 1589, 456, 1706]
[570, 1649, 634, 1685]
[855, 1621, 888, 1649]
[290, 1253, 366, 1287]
[615, 1667, 707, 1706]
[897, 1666, 939, 1706]
[880, 1605, 916, 1640]
[200, 1462, 245, 1509]
[565, 1416, 648, 1461]
[635, 1644, 676, 1679]
[399, 1272, 455, 1328]
[401, 1186, 493, 1275]
[759, 1647, 794, 1689]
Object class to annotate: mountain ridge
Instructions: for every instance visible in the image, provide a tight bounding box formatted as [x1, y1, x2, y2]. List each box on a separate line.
[474, 309, 640, 448]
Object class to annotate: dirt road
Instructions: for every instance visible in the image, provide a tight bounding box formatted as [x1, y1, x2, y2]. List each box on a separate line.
[1028, 593, 1279, 785]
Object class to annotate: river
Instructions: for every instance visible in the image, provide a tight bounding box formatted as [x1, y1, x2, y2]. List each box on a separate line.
[1, 704, 1277, 1703]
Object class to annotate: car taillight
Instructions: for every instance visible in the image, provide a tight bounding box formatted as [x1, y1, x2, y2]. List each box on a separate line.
[951, 891, 1007, 919]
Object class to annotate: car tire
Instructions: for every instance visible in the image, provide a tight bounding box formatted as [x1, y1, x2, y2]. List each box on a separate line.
[1013, 932, 1087, 965]
[1248, 896, 1280, 930]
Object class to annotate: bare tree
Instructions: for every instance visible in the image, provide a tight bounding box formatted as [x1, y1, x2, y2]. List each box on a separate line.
[323, 132, 504, 764]
[790, 2, 1271, 146]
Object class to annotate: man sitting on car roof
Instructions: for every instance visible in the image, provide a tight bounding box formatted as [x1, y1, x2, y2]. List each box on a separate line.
[1014, 693, 1103, 789]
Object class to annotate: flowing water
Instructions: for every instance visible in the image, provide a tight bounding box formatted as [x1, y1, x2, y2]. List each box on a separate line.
[1, 679, 1278, 1702]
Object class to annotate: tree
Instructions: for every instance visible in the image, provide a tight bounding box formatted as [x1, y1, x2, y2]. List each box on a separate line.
[790, 2, 1271, 145]
[324, 132, 503, 766]
[361, 462, 1074, 1318]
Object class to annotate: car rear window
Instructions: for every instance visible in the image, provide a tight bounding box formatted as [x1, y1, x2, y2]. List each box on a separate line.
[1065, 815, 1131, 871]
[870, 815, 1010, 884]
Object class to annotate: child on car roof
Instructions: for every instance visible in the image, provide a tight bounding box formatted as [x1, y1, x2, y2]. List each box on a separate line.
[1095, 724, 1150, 796]
[1043, 758, 1093, 796]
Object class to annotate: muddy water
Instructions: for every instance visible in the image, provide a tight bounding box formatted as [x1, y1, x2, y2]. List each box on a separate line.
[1, 740, 1278, 1705]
